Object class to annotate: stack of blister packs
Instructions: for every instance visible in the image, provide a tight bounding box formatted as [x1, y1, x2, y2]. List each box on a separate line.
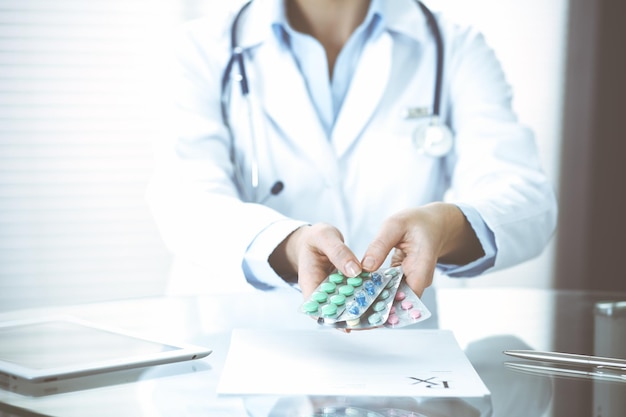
[299, 266, 431, 329]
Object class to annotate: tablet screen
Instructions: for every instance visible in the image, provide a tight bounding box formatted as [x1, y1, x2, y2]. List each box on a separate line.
[0, 317, 211, 381]
[0, 320, 176, 369]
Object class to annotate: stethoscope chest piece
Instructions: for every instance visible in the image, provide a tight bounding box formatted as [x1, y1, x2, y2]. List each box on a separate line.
[412, 117, 453, 157]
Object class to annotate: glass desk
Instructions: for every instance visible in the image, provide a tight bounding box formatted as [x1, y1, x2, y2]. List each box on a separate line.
[0, 288, 624, 417]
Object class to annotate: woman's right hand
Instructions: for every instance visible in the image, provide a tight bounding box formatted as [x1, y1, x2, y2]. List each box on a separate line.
[269, 223, 363, 298]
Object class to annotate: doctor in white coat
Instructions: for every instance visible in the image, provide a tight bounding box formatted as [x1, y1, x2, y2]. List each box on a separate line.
[147, 0, 557, 302]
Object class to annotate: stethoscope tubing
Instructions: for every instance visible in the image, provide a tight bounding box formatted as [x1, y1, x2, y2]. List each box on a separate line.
[220, 1, 254, 199]
[416, 0, 444, 117]
[220, 0, 447, 201]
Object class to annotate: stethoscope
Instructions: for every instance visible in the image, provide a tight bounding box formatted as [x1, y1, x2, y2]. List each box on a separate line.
[220, 0, 453, 202]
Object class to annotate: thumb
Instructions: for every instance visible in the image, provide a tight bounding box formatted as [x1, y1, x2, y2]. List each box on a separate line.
[361, 220, 405, 272]
[401, 251, 437, 298]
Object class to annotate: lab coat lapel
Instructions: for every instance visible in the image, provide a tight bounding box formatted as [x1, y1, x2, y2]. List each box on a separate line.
[253, 41, 334, 168]
[332, 32, 392, 157]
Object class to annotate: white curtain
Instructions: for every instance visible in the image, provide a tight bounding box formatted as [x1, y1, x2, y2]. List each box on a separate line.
[0, 0, 239, 310]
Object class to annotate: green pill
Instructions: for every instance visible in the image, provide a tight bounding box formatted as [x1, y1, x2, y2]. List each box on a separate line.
[347, 277, 363, 287]
[330, 294, 346, 306]
[302, 301, 319, 314]
[368, 313, 383, 324]
[321, 303, 338, 317]
[311, 291, 328, 303]
[338, 285, 355, 296]
[320, 282, 337, 293]
[385, 267, 399, 277]
[328, 272, 344, 284]
[373, 300, 387, 312]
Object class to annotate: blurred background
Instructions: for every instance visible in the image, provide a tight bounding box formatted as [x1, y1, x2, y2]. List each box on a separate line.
[0, 0, 624, 311]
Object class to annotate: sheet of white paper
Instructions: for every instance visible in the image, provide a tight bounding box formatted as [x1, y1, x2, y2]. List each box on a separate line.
[217, 329, 490, 398]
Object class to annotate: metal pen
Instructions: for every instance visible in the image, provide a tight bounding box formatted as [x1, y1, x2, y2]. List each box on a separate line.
[503, 349, 626, 371]
[503, 361, 626, 382]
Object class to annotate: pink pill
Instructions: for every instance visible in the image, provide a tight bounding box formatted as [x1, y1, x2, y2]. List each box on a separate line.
[410, 309, 422, 320]
[390, 305, 396, 314]
[394, 291, 406, 301]
[387, 314, 400, 325]
[401, 300, 413, 310]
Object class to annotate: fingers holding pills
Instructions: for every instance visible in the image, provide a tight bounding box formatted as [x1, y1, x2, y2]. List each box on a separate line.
[360, 216, 406, 273]
[360, 203, 482, 298]
[306, 224, 362, 279]
[288, 223, 362, 298]
[275, 222, 433, 330]
[361, 207, 441, 298]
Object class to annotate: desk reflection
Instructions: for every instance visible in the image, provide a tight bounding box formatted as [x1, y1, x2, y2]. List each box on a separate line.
[0, 289, 625, 417]
[0, 360, 210, 398]
[253, 396, 486, 417]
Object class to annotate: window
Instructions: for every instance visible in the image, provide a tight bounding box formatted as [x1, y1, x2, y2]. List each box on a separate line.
[0, 0, 236, 310]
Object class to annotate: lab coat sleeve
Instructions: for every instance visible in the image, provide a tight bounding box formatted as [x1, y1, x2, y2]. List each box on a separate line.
[442, 25, 558, 272]
[242, 218, 308, 290]
[437, 204, 497, 277]
[146, 19, 302, 293]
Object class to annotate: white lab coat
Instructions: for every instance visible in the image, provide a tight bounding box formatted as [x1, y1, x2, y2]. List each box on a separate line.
[146, 0, 557, 296]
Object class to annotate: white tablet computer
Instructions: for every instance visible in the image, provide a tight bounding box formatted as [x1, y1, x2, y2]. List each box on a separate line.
[0, 316, 212, 383]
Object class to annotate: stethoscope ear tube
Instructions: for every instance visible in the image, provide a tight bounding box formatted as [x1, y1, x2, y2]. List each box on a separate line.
[417, 0, 444, 118]
[220, 1, 256, 201]
[234, 49, 249, 95]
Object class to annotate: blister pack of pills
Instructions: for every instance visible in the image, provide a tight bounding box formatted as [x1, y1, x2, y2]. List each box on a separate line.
[383, 280, 431, 328]
[299, 266, 431, 330]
